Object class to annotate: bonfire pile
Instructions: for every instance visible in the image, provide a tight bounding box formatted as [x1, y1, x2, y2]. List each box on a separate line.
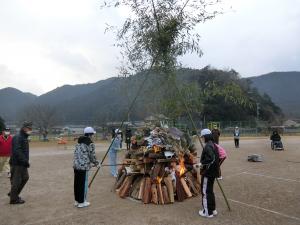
[114, 127, 201, 204]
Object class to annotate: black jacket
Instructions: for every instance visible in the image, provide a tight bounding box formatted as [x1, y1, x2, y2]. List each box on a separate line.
[10, 130, 30, 167]
[200, 140, 220, 178]
[270, 133, 281, 142]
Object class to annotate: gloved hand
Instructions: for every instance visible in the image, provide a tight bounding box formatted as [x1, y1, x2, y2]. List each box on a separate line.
[24, 162, 30, 168]
[93, 160, 100, 167]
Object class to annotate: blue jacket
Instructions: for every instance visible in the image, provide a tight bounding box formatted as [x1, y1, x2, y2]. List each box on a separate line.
[10, 130, 30, 167]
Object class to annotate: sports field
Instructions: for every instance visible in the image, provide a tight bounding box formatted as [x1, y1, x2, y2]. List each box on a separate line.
[0, 137, 299, 225]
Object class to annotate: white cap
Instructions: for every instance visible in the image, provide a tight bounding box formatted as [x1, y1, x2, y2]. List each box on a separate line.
[84, 127, 96, 134]
[200, 128, 211, 137]
[235, 126, 239, 129]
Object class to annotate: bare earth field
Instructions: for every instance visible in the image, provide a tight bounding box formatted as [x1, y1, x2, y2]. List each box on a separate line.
[0, 137, 299, 225]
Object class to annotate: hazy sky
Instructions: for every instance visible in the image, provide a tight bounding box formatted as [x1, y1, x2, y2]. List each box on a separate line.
[0, 0, 299, 95]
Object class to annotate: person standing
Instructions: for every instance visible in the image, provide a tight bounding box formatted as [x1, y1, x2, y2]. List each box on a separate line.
[125, 128, 132, 150]
[211, 125, 220, 144]
[199, 129, 220, 218]
[9, 121, 32, 204]
[109, 129, 121, 177]
[0, 128, 12, 178]
[73, 127, 99, 208]
[233, 127, 240, 148]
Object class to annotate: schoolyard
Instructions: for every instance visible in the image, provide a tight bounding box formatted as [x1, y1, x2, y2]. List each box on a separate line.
[0, 136, 299, 225]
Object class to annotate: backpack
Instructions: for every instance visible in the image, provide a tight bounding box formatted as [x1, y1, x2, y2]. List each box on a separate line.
[214, 143, 227, 159]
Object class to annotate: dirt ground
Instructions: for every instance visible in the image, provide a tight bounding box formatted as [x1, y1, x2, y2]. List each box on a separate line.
[0, 136, 299, 225]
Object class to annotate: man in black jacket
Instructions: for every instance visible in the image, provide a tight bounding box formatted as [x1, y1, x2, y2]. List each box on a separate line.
[199, 128, 220, 218]
[9, 121, 32, 204]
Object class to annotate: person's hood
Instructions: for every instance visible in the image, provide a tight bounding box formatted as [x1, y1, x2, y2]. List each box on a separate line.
[78, 136, 92, 145]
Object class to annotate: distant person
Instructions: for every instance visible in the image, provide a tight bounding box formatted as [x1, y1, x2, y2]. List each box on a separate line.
[73, 127, 99, 208]
[9, 121, 32, 204]
[119, 129, 123, 149]
[109, 129, 122, 177]
[111, 127, 115, 139]
[270, 130, 283, 150]
[125, 128, 132, 150]
[211, 125, 220, 144]
[233, 127, 240, 148]
[199, 129, 220, 218]
[0, 128, 12, 178]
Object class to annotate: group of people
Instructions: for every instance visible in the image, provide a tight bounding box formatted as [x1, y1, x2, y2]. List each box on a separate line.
[211, 125, 240, 148]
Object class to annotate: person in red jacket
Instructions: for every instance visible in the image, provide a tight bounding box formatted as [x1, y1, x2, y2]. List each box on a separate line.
[0, 128, 13, 177]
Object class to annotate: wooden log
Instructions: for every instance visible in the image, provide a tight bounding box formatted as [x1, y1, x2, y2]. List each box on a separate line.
[176, 174, 186, 202]
[151, 163, 163, 181]
[142, 177, 152, 204]
[186, 175, 199, 196]
[162, 185, 170, 204]
[180, 177, 192, 198]
[130, 177, 142, 199]
[163, 175, 175, 203]
[119, 176, 134, 198]
[148, 152, 164, 159]
[194, 167, 201, 186]
[151, 184, 158, 204]
[157, 159, 177, 163]
[114, 172, 126, 190]
[157, 183, 164, 205]
[138, 178, 145, 200]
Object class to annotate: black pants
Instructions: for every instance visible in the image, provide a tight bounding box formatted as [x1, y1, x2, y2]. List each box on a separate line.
[10, 166, 29, 201]
[126, 142, 131, 150]
[234, 138, 239, 148]
[201, 176, 216, 215]
[74, 169, 88, 203]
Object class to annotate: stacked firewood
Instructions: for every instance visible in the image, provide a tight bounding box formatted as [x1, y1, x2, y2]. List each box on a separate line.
[114, 127, 201, 204]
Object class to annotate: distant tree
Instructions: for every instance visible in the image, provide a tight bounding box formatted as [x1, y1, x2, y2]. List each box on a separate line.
[19, 104, 58, 139]
[0, 116, 5, 132]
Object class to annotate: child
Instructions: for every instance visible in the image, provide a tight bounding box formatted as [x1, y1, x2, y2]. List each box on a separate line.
[73, 127, 99, 208]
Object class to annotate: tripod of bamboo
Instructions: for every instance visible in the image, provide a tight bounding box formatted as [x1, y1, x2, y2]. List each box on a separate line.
[88, 67, 231, 211]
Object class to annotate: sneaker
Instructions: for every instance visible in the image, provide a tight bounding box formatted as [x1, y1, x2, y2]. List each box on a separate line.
[10, 198, 25, 204]
[213, 210, 218, 216]
[199, 210, 214, 218]
[77, 201, 90, 208]
[217, 176, 223, 180]
[74, 201, 78, 207]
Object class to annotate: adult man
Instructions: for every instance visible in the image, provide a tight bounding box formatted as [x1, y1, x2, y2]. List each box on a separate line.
[211, 125, 220, 144]
[199, 129, 220, 218]
[0, 128, 12, 177]
[9, 121, 32, 204]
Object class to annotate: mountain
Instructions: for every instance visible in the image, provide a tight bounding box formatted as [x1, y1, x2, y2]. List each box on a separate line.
[0, 88, 37, 121]
[0, 68, 290, 124]
[249, 71, 300, 118]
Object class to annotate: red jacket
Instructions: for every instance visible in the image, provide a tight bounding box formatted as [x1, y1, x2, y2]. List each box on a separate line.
[0, 135, 12, 157]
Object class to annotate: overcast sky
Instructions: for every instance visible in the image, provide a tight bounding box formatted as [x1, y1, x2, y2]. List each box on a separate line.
[0, 0, 299, 95]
